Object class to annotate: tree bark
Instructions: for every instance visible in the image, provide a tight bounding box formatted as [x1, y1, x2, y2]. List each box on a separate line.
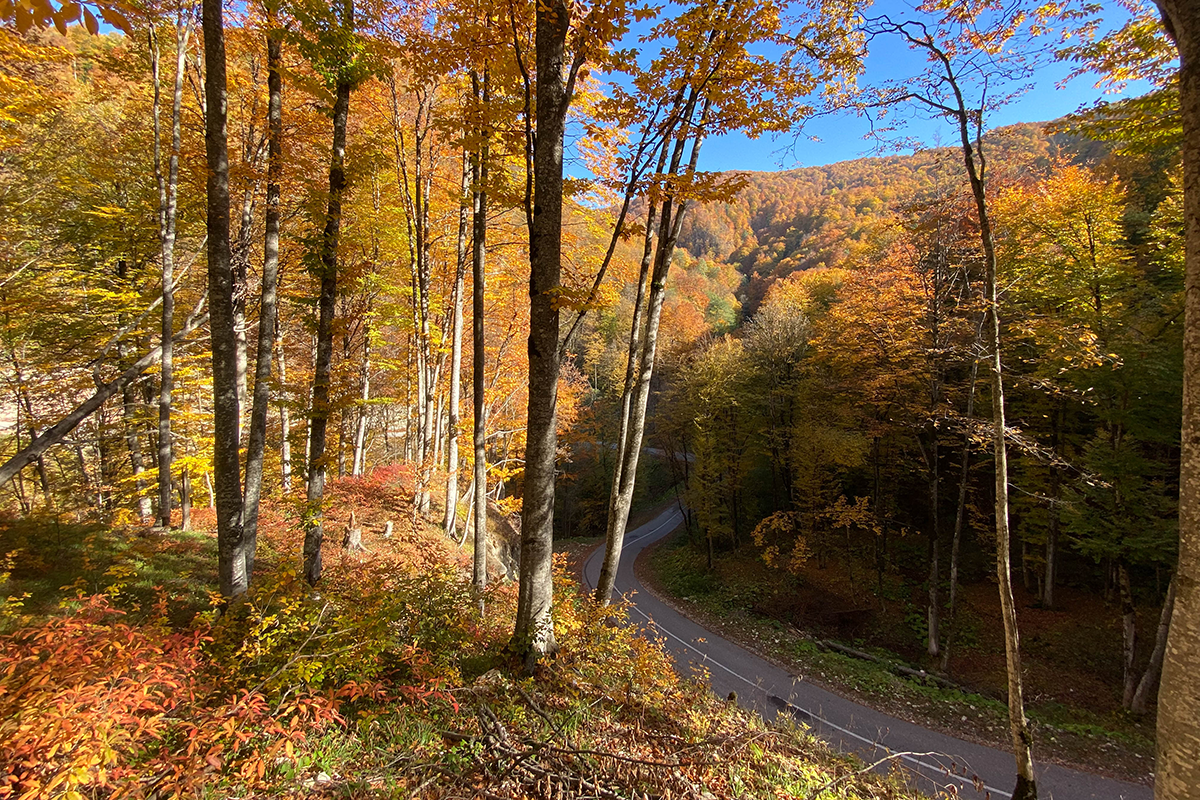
[352, 315, 370, 476]
[278, 323, 291, 492]
[471, 69, 489, 607]
[303, 61, 352, 586]
[203, 0, 246, 598]
[1118, 560, 1139, 709]
[1132, 575, 1175, 715]
[152, 14, 189, 528]
[595, 95, 708, 605]
[444, 153, 469, 538]
[1154, 5, 1200, 797]
[940, 353, 978, 674]
[945, 61, 1038, 799]
[513, 0, 571, 665]
[242, 17, 283, 583]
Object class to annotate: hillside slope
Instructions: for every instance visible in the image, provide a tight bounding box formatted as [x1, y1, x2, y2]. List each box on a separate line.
[0, 468, 925, 800]
[678, 123, 1110, 312]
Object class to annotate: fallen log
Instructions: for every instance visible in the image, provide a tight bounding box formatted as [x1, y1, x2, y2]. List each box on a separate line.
[817, 639, 966, 692]
[0, 304, 208, 490]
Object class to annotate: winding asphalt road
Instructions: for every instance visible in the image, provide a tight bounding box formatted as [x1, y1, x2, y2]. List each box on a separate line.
[582, 504, 1153, 800]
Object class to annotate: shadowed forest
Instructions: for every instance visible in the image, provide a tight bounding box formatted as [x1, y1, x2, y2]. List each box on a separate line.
[2, 0, 1200, 798]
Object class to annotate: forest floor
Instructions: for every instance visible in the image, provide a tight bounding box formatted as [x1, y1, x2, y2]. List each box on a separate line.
[641, 532, 1156, 786]
[0, 473, 923, 800]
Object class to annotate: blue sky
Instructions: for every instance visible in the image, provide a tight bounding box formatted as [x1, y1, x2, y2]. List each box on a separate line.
[624, 0, 1163, 174]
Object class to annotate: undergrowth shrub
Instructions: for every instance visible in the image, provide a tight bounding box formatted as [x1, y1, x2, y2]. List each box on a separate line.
[0, 592, 347, 800]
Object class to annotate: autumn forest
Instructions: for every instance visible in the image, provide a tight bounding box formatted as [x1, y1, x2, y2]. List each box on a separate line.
[2, 0, 1200, 799]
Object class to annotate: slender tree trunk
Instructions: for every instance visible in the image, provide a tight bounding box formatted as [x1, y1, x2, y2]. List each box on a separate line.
[471, 70, 489, 607]
[119, 355, 152, 523]
[233, 185, 254, 433]
[203, 0, 246, 598]
[180, 463, 191, 531]
[152, 14, 189, 529]
[1153, 6, 1200, 798]
[303, 26, 352, 585]
[444, 155, 469, 536]
[513, 0, 571, 664]
[278, 325, 291, 492]
[940, 355, 978, 673]
[595, 95, 709, 605]
[927, 435, 940, 659]
[960, 123, 1037, 800]
[0, 309, 208, 490]
[242, 18, 283, 583]
[1118, 561, 1140, 709]
[352, 318, 370, 476]
[1132, 575, 1175, 715]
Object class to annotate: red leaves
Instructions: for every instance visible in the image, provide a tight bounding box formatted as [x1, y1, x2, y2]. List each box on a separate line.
[0, 594, 350, 800]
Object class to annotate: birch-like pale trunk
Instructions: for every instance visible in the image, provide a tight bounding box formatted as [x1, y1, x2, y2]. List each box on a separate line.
[471, 69, 489, 604]
[352, 315, 370, 475]
[152, 13, 189, 528]
[242, 16, 283, 581]
[595, 94, 709, 606]
[278, 324, 291, 492]
[1131, 575, 1175, 715]
[958, 109, 1037, 800]
[444, 154, 469, 537]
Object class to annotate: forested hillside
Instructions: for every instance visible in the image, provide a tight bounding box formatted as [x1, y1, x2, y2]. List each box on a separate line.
[629, 101, 1185, 780]
[673, 125, 1125, 313]
[3, 0, 1200, 797]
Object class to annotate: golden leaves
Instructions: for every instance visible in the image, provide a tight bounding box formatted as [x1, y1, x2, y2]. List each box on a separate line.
[1, 0, 132, 37]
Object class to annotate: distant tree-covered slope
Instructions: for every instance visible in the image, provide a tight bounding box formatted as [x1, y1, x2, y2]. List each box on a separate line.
[680, 123, 1111, 312]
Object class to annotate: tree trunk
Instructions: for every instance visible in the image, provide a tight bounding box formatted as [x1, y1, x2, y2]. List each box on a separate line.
[203, 0, 246, 598]
[1044, 404, 1062, 608]
[1118, 561, 1141, 709]
[444, 153, 468, 537]
[352, 317, 370, 476]
[242, 18, 282, 584]
[1132, 575, 1175, 715]
[471, 69, 489, 608]
[179, 464, 192, 531]
[303, 60, 352, 586]
[940, 356, 978, 674]
[927, 438, 940, 659]
[951, 77, 1037, 797]
[278, 325, 291, 492]
[119, 357, 152, 523]
[152, 14, 188, 529]
[513, 0, 571, 665]
[595, 94, 708, 605]
[1153, 4, 1200, 797]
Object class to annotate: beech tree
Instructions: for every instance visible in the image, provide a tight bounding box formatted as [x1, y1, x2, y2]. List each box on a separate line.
[297, 0, 363, 585]
[1149, 1, 1200, 797]
[862, 2, 1059, 795]
[201, 0, 249, 598]
[593, 0, 864, 606]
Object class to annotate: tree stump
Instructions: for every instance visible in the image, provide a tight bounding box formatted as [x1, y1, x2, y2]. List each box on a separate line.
[343, 509, 366, 552]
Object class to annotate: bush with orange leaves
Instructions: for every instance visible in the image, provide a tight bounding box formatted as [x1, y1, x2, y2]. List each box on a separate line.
[0, 517, 469, 800]
[0, 590, 349, 800]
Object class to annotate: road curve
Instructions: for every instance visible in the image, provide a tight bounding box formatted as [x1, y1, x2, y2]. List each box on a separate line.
[582, 504, 1153, 800]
